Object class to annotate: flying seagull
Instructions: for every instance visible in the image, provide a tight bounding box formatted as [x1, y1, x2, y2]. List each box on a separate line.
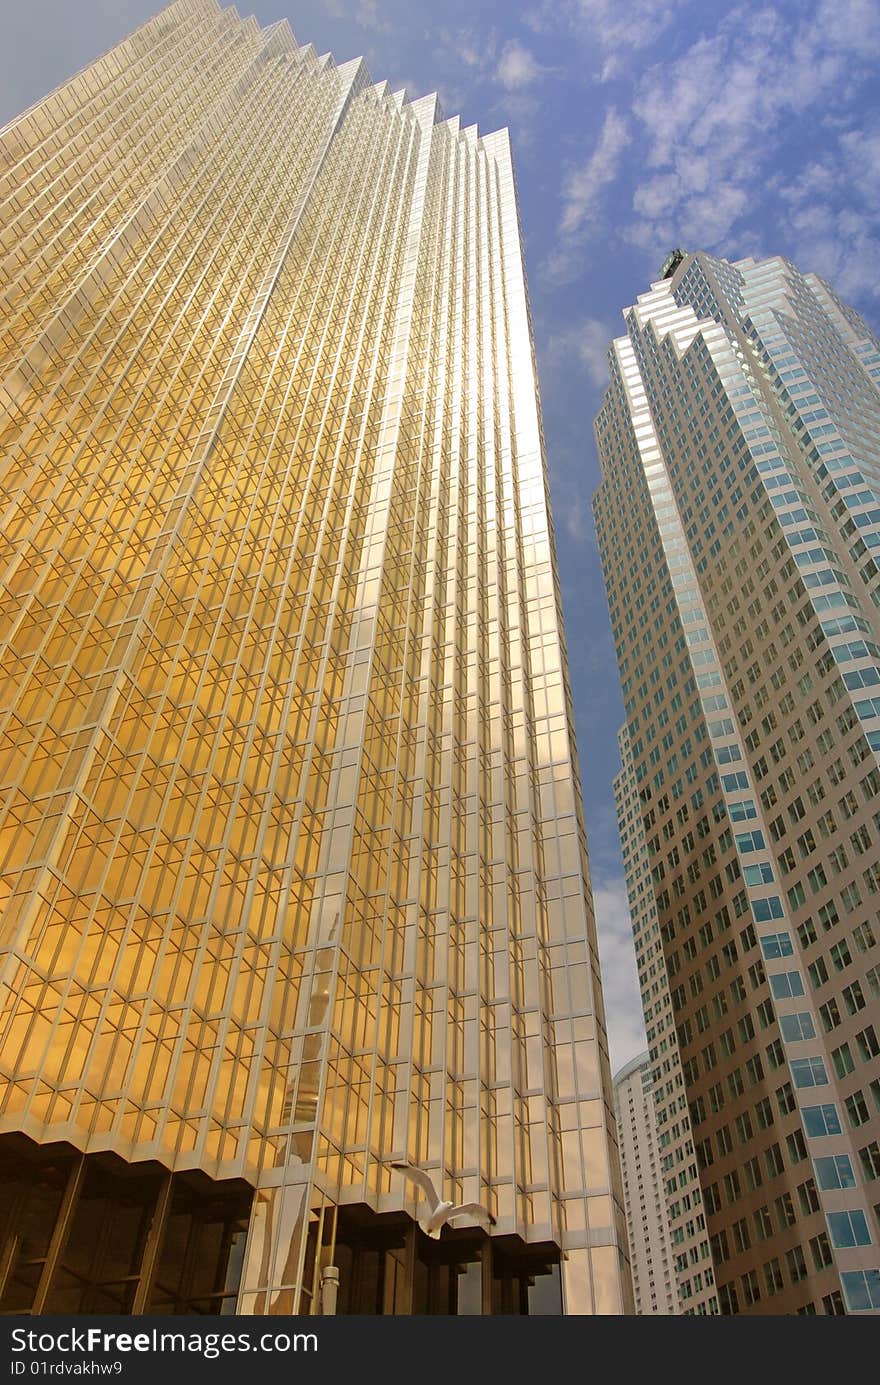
[391, 1161, 496, 1239]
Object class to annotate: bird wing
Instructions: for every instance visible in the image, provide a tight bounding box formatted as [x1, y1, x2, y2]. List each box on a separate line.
[447, 1202, 496, 1229]
[391, 1162, 440, 1207]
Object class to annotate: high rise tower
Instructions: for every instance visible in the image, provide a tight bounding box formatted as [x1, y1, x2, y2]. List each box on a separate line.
[612, 1051, 680, 1315]
[0, 0, 629, 1316]
[614, 728, 716, 1312]
[595, 251, 880, 1315]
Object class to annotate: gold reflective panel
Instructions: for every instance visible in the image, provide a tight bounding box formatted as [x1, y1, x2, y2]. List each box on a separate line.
[0, 0, 629, 1314]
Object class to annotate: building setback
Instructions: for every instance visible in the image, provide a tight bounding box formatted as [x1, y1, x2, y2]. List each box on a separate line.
[594, 250, 880, 1315]
[0, 0, 630, 1315]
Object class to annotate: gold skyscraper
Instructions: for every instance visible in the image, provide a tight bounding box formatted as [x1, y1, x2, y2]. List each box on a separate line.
[0, 0, 629, 1315]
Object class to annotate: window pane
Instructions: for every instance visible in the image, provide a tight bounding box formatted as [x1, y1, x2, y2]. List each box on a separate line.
[814, 1155, 856, 1191]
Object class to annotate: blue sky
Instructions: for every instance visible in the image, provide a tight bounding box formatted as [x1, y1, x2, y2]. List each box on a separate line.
[3, 0, 880, 1070]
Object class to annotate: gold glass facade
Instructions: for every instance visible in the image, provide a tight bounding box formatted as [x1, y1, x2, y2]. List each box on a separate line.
[0, 0, 628, 1314]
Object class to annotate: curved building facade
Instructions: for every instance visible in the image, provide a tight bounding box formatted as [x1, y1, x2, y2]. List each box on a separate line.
[595, 250, 880, 1315]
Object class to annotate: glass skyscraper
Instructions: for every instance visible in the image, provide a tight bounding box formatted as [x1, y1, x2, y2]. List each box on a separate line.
[595, 250, 880, 1314]
[0, 0, 629, 1315]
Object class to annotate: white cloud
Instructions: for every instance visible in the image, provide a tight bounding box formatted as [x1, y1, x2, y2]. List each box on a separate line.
[527, 0, 692, 69]
[632, 171, 681, 221]
[456, 40, 484, 69]
[813, 0, 880, 54]
[591, 875, 646, 1074]
[560, 107, 631, 237]
[541, 240, 588, 287]
[445, 25, 497, 73]
[778, 160, 839, 208]
[535, 1, 880, 299]
[545, 316, 613, 387]
[576, 0, 685, 56]
[840, 124, 880, 197]
[495, 39, 545, 90]
[435, 83, 468, 119]
[775, 119, 880, 303]
[560, 485, 592, 543]
[353, 0, 392, 34]
[575, 318, 614, 387]
[493, 91, 541, 150]
[789, 206, 880, 305]
[542, 109, 630, 283]
[541, 442, 594, 544]
[619, 3, 880, 276]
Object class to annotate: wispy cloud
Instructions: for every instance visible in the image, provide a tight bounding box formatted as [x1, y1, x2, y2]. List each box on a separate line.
[560, 108, 630, 235]
[542, 439, 594, 544]
[591, 874, 646, 1073]
[779, 133, 880, 304]
[492, 91, 541, 149]
[495, 39, 546, 90]
[527, 0, 694, 78]
[544, 316, 614, 387]
[537, 313, 616, 540]
[558, 485, 592, 543]
[456, 38, 485, 69]
[445, 25, 497, 72]
[543, 108, 630, 283]
[352, 0, 393, 34]
[624, 2, 880, 281]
